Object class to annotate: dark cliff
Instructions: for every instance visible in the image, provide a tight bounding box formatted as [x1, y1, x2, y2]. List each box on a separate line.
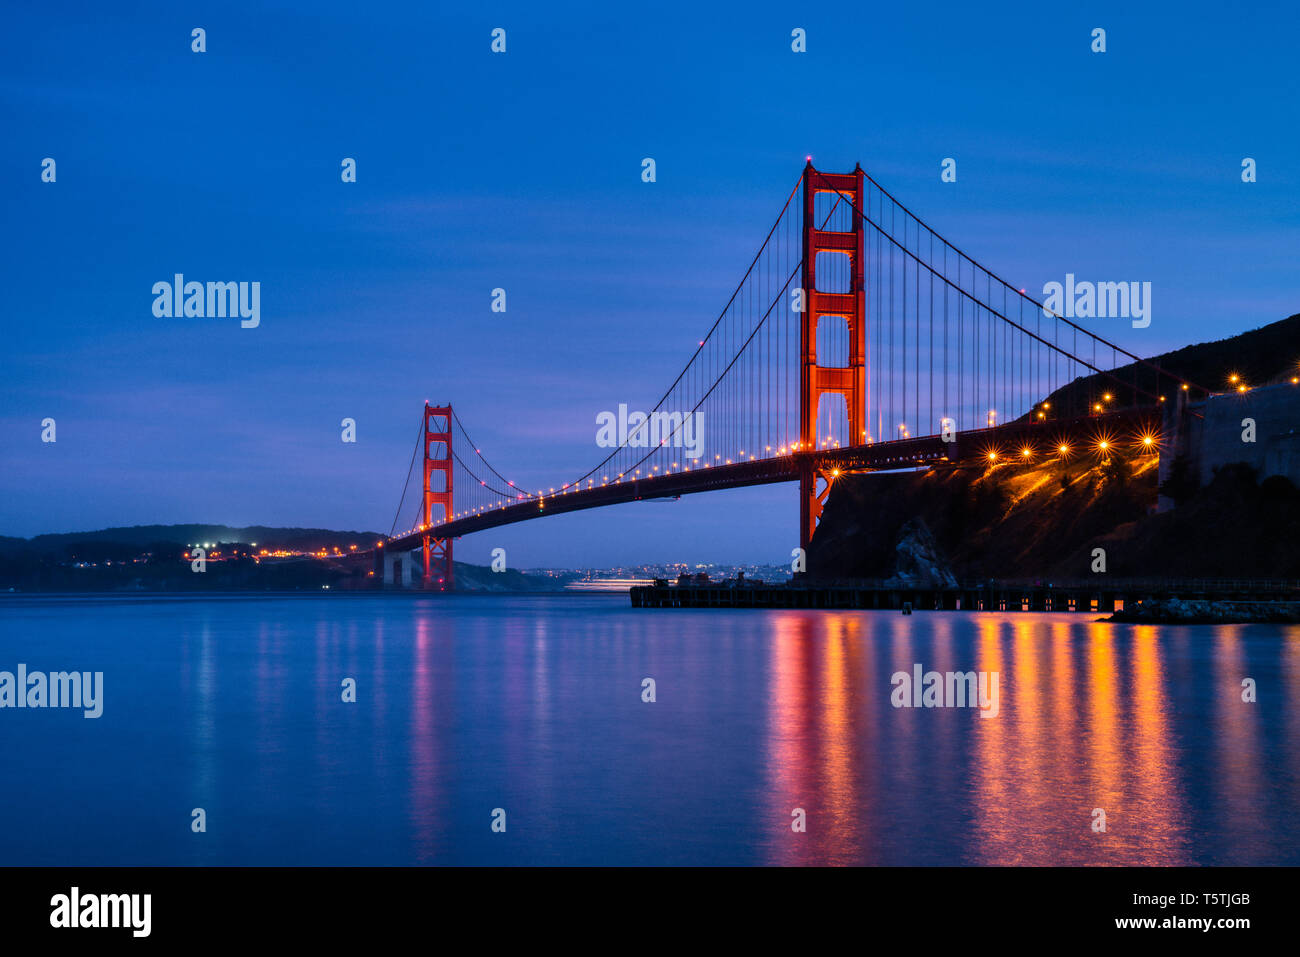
[808, 452, 1300, 582]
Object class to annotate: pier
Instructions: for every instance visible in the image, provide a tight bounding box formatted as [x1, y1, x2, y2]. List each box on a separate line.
[629, 578, 1300, 612]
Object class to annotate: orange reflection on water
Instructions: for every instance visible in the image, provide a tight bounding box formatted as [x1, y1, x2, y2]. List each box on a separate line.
[971, 618, 1189, 864]
[762, 611, 1209, 865]
[969, 617, 1012, 862]
[1212, 625, 1262, 854]
[1124, 624, 1187, 861]
[763, 612, 872, 865]
[409, 614, 438, 861]
[1084, 617, 1123, 852]
[817, 615, 860, 859]
[1288, 628, 1300, 801]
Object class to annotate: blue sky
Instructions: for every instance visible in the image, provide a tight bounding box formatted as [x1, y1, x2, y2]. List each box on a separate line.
[2, 1, 1297, 566]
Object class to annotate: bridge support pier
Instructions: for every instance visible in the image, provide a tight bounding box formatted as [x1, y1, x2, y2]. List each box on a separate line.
[382, 549, 423, 587]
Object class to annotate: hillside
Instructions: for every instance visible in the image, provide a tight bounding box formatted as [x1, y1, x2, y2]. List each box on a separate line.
[1026, 312, 1300, 419]
[810, 441, 1300, 581]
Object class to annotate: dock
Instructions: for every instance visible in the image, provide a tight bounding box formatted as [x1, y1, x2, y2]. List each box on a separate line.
[629, 578, 1300, 612]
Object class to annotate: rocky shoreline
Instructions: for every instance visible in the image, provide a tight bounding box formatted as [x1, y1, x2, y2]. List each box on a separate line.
[1107, 598, 1300, 625]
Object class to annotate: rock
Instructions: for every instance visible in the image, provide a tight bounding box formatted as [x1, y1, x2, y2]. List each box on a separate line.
[887, 518, 959, 588]
[1108, 598, 1300, 624]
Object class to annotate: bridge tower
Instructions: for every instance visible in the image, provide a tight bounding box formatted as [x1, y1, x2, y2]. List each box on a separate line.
[422, 402, 454, 590]
[799, 162, 866, 551]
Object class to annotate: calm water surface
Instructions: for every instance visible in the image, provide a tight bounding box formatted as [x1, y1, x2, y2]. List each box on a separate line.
[2, 594, 1298, 865]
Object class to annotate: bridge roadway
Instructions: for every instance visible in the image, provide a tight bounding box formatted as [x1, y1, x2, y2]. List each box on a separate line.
[383, 408, 1155, 553]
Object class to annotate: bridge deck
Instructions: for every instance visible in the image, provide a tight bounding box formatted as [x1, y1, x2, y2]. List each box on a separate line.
[383, 409, 1155, 551]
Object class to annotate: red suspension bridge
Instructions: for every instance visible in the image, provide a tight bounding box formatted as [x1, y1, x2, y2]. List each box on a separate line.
[378, 163, 1206, 589]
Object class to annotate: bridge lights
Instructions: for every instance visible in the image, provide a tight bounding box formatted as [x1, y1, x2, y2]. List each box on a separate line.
[1037, 411, 1047, 420]
[1021, 447, 1033, 459]
[1093, 403, 1103, 412]
[987, 451, 998, 462]
[1057, 443, 1070, 457]
[1103, 393, 1112, 402]
[1237, 383, 1248, 393]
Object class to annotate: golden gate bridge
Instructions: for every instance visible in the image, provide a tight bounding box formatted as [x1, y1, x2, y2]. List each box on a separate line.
[377, 163, 1207, 588]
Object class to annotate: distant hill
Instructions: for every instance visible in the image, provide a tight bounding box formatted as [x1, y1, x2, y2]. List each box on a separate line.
[0, 524, 383, 559]
[0, 524, 574, 592]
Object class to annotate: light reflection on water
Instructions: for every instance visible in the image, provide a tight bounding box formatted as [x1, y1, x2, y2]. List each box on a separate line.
[1, 595, 1297, 865]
